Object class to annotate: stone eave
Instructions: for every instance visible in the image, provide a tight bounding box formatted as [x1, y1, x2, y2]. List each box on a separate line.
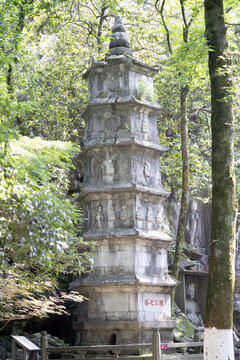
[82, 234, 174, 249]
[78, 140, 168, 159]
[81, 97, 162, 119]
[82, 55, 159, 81]
[76, 183, 170, 202]
[71, 274, 178, 292]
[82, 231, 174, 248]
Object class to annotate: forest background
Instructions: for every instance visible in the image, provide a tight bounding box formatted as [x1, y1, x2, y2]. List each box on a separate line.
[0, 0, 240, 325]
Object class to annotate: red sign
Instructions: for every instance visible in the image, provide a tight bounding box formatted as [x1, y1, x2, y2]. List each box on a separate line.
[161, 344, 168, 350]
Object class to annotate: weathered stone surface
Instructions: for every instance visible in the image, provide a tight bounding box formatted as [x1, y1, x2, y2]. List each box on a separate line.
[73, 15, 177, 345]
[80, 145, 163, 189]
[84, 62, 158, 106]
[81, 194, 170, 235]
[83, 103, 163, 146]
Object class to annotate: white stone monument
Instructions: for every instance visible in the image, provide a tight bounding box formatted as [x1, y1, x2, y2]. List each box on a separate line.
[72, 15, 177, 345]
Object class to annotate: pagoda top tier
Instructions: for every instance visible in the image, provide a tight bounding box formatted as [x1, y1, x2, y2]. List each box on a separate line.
[108, 15, 133, 57]
[83, 15, 159, 79]
[82, 15, 160, 108]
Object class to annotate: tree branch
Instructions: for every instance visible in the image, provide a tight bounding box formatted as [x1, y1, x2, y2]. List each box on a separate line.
[155, 0, 172, 54]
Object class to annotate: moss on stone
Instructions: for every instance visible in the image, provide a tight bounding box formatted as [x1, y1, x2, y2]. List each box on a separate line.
[173, 304, 195, 342]
[136, 80, 153, 102]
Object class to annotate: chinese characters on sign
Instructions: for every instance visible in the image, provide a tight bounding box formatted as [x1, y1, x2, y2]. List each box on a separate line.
[142, 293, 167, 312]
[144, 299, 164, 307]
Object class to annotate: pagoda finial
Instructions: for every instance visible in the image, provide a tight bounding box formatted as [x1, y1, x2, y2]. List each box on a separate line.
[108, 15, 133, 57]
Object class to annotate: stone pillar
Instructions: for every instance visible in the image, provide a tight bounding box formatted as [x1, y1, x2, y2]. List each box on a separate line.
[72, 15, 177, 345]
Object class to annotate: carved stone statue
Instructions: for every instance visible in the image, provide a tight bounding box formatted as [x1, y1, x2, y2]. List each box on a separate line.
[185, 280, 203, 328]
[186, 201, 199, 246]
[156, 206, 163, 230]
[96, 206, 103, 228]
[155, 205, 168, 233]
[136, 204, 144, 228]
[146, 207, 153, 230]
[102, 158, 115, 183]
[144, 160, 151, 182]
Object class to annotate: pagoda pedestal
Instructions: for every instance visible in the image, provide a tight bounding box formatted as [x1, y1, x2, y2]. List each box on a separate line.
[72, 16, 177, 345]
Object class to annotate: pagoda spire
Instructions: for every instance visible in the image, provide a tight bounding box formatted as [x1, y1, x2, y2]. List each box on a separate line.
[108, 15, 133, 57]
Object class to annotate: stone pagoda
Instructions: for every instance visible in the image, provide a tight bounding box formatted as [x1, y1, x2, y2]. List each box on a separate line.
[73, 16, 177, 345]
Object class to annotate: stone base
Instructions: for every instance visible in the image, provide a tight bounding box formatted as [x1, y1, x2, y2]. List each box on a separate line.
[74, 320, 175, 346]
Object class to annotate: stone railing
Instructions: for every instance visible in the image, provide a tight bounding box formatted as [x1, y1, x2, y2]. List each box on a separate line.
[40, 331, 203, 360]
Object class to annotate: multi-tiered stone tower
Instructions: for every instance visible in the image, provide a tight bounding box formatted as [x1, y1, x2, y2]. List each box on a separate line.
[73, 16, 177, 345]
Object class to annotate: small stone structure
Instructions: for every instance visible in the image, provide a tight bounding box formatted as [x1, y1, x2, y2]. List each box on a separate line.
[72, 16, 177, 345]
[173, 199, 209, 325]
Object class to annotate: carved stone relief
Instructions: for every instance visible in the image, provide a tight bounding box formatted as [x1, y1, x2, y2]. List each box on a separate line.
[85, 109, 132, 145]
[102, 158, 115, 183]
[131, 108, 158, 144]
[85, 148, 136, 187]
[96, 205, 104, 229]
[120, 203, 132, 228]
[131, 150, 162, 186]
[88, 199, 168, 232]
[185, 279, 203, 328]
[155, 204, 164, 230]
[108, 201, 116, 229]
[136, 199, 144, 229]
[120, 204, 128, 221]
[143, 160, 151, 183]
[133, 200, 168, 231]
[88, 198, 135, 231]
[186, 201, 200, 246]
[146, 207, 153, 230]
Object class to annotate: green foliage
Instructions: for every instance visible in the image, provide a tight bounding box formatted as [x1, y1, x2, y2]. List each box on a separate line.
[0, 136, 93, 320]
[12, 0, 134, 141]
[14, 30, 89, 141]
[150, 0, 212, 199]
[0, 137, 91, 280]
[10, 136, 77, 189]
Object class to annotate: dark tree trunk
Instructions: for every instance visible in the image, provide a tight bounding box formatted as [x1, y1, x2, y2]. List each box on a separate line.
[170, 3, 191, 310]
[204, 0, 236, 358]
[171, 84, 189, 308]
[97, 6, 107, 53]
[7, 64, 13, 95]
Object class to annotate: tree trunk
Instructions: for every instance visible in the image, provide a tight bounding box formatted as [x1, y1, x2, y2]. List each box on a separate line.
[171, 84, 189, 310]
[204, 1, 236, 359]
[97, 5, 107, 53]
[7, 64, 13, 95]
